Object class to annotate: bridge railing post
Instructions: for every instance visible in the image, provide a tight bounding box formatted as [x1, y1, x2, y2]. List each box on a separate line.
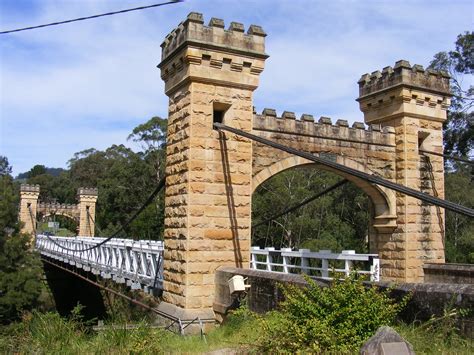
[265, 247, 275, 271]
[250, 246, 259, 269]
[299, 249, 310, 274]
[370, 256, 380, 282]
[319, 250, 331, 278]
[342, 250, 356, 276]
[281, 248, 292, 273]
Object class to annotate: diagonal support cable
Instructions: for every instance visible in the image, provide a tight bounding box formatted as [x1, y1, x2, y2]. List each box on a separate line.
[43, 176, 166, 252]
[214, 122, 474, 218]
[252, 179, 348, 228]
[419, 149, 473, 166]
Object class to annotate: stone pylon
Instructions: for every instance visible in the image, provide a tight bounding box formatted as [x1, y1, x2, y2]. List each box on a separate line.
[357, 61, 451, 282]
[19, 184, 40, 236]
[158, 13, 267, 321]
[77, 188, 98, 237]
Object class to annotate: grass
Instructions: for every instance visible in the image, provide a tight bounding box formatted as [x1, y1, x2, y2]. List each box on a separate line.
[396, 319, 473, 354]
[1, 306, 472, 354]
[0, 307, 261, 354]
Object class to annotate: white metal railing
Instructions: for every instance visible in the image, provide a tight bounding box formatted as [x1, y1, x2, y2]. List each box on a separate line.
[36, 235, 380, 292]
[250, 247, 380, 281]
[35, 235, 164, 293]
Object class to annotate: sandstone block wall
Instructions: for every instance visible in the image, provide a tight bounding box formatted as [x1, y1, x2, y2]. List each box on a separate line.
[159, 13, 267, 318]
[358, 61, 450, 282]
[77, 188, 98, 237]
[19, 184, 40, 235]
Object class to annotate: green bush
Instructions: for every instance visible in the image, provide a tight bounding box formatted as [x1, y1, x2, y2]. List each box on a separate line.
[258, 273, 409, 353]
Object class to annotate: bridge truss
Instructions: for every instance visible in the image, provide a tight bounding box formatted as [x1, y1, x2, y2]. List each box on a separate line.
[36, 235, 164, 294]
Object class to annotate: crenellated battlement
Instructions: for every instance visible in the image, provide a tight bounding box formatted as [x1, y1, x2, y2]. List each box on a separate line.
[358, 60, 451, 98]
[20, 184, 40, 193]
[160, 12, 266, 64]
[77, 187, 98, 197]
[38, 202, 77, 210]
[253, 108, 395, 146]
[159, 13, 268, 94]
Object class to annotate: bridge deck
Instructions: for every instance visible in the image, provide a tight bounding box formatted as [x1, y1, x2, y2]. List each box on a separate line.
[36, 235, 380, 294]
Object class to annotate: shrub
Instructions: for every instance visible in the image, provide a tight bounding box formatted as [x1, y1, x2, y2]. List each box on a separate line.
[258, 273, 409, 353]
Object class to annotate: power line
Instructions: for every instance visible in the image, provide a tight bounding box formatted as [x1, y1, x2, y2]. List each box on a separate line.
[214, 122, 474, 218]
[0, 1, 183, 35]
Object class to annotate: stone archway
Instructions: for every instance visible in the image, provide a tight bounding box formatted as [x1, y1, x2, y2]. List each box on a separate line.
[158, 12, 450, 321]
[251, 155, 397, 256]
[20, 185, 98, 237]
[252, 155, 397, 229]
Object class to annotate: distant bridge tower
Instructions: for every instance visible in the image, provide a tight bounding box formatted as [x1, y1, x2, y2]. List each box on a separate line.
[159, 12, 267, 321]
[357, 61, 451, 282]
[19, 184, 40, 235]
[77, 188, 98, 237]
[19, 185, 98, 238]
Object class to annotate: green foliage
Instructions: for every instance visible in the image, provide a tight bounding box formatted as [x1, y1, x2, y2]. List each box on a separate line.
[258, 274, 409, 353]
[396, 306, 474, 354]
[445, 168, 474, 263]
[0, 306, 260, 354]
[0, 159, 43, 324]
[0, 156, 12, 176]
[0, 234, 43, 324]
[429, 31, 473, 159]
[252, 168, 369, 252]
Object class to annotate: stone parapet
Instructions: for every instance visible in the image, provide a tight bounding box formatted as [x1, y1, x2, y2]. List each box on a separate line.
[358, 60, 450, 98]
[20, 184, 40, 194]
[159, 12, 268, 95]
[77, 187, 98, 197]
[423, 263, 474, 284]
[38, 203, 77, 210]
[253, 108, 396, 147]
[160, 12, 267, 64]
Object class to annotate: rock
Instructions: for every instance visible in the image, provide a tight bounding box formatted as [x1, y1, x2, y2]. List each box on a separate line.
[360, 326, 415, 355]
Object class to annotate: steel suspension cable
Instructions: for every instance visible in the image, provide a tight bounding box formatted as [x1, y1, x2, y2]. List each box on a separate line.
[252, 179, 348, 229]
[214, 122, 474, 218]
[43, 176, 166, 252]
[28, 205, 38, 236]
[420, 149, 474, 166]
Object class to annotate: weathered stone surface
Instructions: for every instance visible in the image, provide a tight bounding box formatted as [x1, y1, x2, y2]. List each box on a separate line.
[158, 13, 450, 322]
[360, 326, 415, 355]
[423, 263, 474, 284]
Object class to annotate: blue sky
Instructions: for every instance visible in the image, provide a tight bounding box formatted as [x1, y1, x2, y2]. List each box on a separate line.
[1, 0, 472, 176]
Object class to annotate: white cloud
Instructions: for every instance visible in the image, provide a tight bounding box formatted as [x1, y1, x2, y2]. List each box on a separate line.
[0, 0, 472, 175]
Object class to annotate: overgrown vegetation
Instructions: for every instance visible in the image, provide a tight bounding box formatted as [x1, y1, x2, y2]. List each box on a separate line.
[1, 278, 472, 354]
[0, 157, 43, 325]
[257, 274, 410, 353]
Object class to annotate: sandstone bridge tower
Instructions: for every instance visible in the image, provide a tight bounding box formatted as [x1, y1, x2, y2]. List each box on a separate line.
[19, 184, 98, 238]
[357, 63, 451, 282]
[159, 12, 450, 322]
[158, 13, 267, 321]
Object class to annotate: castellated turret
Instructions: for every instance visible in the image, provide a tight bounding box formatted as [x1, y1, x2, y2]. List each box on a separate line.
[357, 60, 451, 124]
[358, 60, 450, 98]
[159, 12, 268, 96]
